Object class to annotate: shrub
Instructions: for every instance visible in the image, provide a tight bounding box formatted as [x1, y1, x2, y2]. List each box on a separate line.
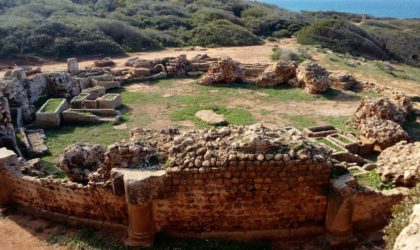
[297, 19, 390, 60]
[190, 20, 262, 47]
[272, 29, 292, 39]
[94, 19, 160, 51]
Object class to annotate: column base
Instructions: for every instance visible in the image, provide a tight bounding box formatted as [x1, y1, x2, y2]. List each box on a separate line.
[326, 233, 358, 247]
[125, 230, 155, 247]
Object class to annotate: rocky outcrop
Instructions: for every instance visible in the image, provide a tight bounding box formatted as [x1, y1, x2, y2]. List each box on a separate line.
[255, 61, 297, 87]
[195, 110, 227, 125]
[377, 141, 420, 187]
[354, 97, 408, 126]
[393, 204, 420, 250]
[197, 57, 243, 85]
[0, 77, 33, 121]
[359, 118, 408, 151]
[359, 82, 412, 114]
[296, 60, 331, 94]
[58, 143, 105, 183]
[47, 72, 81, 98]
[329, 71, 358, 90]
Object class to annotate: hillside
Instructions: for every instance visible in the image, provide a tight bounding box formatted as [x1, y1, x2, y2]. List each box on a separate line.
[0, 0, 304, 58]
[0, 0, 419, 67]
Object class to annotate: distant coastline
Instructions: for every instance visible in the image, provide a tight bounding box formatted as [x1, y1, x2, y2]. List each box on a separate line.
[260, 0, 420, 19]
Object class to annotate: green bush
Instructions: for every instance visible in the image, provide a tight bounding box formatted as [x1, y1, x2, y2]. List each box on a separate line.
[190, 20, 262, 47]
[297, 19, 390, 60]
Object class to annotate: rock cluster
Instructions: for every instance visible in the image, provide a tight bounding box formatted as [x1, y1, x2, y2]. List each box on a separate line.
[58, 143, 105, 183]
[354, 97, 408, 126]
[47, 72, 81, 98]
[296, 60, 331, 94]
[162, 124, 332, 173]
[197, 57, 243, 85]
[329, 71, 358, 90]
[0, 77, 33, 121]
[358, 118, 408, 151]
[94, 57, 115, 67]
[377, 141, 420, 187]
[359, 81, 412, 114]
[255, 61, 297, 87]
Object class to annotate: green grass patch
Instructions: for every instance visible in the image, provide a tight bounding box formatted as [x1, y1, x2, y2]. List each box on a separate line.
[316, 138, 346, 152]
[355, 170, 395, 190]
[331, 134, 353, 144]
[41, 99, 63, 113]
[171, 105, 255, 128]
[283, 115, 317, 130]
[41, 123, 129, 178]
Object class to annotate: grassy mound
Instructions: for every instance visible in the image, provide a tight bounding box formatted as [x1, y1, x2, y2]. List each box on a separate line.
[296, 19, 389, 60]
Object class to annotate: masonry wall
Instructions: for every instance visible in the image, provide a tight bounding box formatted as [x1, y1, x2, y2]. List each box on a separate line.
[152, 158, 331, 238]
[1, 164, 128, 225]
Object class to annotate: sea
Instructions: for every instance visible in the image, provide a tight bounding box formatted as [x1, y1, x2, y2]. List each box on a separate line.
[260, 0, 420, 19]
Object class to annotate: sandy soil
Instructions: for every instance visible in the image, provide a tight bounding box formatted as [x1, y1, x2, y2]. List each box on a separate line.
[0, 214, 63, 250]
[0, 42, 279, 77]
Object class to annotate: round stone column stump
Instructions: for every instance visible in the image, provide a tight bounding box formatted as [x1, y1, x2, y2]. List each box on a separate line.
[125, 202, 155, 247]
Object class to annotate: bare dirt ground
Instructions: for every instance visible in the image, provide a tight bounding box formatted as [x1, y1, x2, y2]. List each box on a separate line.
[0, 214, 63, 250]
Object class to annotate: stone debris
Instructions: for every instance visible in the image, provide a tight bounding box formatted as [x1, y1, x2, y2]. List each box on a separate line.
[94, 57, 115, 67]
[255, 61, 297, 87]
[329, 71, 358, 90]
[195, 110, 227, 125]
[0, 77, 33, 121]
[359, 118, 408, 151]
[58, 143, 105, 183]
[354, 97, 408, 126]
[393, 204, 420, 250]
[20, 158, 46, 177]
[197, 57, 244, 85]
[47, 72, 81, 98]
[359, 81, 412, 114]
[377, 141, 420, 187]
[296, 60, 331, 94]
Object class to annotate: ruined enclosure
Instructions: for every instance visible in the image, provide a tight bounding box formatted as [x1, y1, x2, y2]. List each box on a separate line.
[0, 53, 418, 248]
[0, 125, 409, 247]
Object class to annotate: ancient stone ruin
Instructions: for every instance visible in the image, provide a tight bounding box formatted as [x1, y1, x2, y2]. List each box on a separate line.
[0, 124, 410, 247]
[0, 53, 418, 248]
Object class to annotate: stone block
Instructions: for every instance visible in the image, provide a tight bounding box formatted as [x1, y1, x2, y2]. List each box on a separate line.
[98, 94, 122, 109]
[36, 98, 69, 128]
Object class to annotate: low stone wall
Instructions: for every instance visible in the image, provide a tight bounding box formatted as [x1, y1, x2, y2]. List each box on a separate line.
[153, 158, 330, 236]
[0, 148, 128, 224]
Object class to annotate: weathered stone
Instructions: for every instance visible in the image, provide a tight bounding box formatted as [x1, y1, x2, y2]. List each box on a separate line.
[58, 143, 105, 183]
[195, 110, 227, 126]
[329, 71, 357, 90]
[296, 60, 331, 94]
[377, 141, 420, 187]
[255, 61, 297, 87]
[393, 204, 420, 250]
[197, 57, 243, 85]
[354, 97, 408, 126]
[359, 118, 408, 151]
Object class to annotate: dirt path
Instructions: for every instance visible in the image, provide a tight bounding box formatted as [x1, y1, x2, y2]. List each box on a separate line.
[0, 215, 62, 250]
[0, 42, 278, 76]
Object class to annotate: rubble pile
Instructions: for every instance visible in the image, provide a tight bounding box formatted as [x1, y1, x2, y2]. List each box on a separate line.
[329, 71, 358, 90]
[58, 143, 105, 183]
[354, 97, 408, 126]
[377, 141, 420, 187]
[255, 61, 297, 87]
[197, 57, 244, 85]
[358, 118, 409, 150]
[296, 60, 331, 94]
